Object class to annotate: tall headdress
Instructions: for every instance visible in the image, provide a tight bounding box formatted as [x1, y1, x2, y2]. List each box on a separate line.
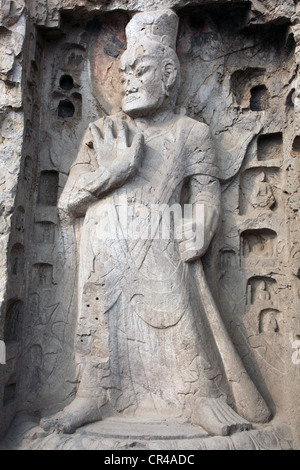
[125, 9, 179, 51]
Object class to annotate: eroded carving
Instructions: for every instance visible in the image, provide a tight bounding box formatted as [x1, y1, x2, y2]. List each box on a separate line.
[242, 229, 277, 259]
[34, 222, 55, 244]
[40, 9, 272, 439]
[249, 172, 276, 210]
[32, 263, 53, 289]
[292, 135, 300, 154]
[246, 277, 277, 307]
[37, 171, 59, 207]
[15, 206, 25, 234]
[219, 249, 237, 270]
[245, 306, 285, 375]
[259, 309, 280, 334]
[230, 68, 266, 109]
[0, 0, 297, 451]
[257, 132, 283, 162]
[250, 85, 270, 112]
[10, 244, 24, 278]
[4, 300, 23, 343]
[240, 168, 278, 215]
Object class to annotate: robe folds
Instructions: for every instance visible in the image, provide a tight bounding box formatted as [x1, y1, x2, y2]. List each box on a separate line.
[65, 112, 227, 418]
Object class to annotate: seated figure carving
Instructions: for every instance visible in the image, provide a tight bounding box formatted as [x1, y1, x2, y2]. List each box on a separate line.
[250, 172, 276, 210]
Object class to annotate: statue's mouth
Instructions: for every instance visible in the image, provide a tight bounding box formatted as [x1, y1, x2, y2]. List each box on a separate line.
[125, 94, 139, 103]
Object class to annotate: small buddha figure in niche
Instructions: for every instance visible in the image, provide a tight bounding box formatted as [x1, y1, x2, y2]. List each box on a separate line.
[250, 171, 276, 211]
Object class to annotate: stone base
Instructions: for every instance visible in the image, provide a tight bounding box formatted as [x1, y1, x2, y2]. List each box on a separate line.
[0, 415, 293, 450]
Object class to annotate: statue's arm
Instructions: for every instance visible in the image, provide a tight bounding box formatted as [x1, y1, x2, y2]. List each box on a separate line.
[58, 120, 144, 219]
[192, 174, 221, 254]
[178, 175, 221, 263]
[178, 122, 221, 263]
[58, 162, 112, 219]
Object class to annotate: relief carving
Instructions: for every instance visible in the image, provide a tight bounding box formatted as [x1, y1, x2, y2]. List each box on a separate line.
[40, 10, 271, 438]
[0, 0, 298, 451]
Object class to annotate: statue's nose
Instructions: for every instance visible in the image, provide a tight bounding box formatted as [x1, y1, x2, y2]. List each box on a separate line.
[125, 77, 139, 95]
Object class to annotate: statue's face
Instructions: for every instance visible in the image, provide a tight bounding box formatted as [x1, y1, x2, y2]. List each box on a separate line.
[120, 45, 166, 118]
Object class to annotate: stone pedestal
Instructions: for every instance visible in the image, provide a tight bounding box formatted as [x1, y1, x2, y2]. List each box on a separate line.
[0, 415, 292, 451]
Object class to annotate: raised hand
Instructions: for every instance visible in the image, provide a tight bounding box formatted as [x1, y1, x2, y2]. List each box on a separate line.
[89, 118, 144, 177]
[59, 118, 144, 219]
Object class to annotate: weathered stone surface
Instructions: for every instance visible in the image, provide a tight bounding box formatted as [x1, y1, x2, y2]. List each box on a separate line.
[0, 0, 299, 451]
[0, 414, 293, 450]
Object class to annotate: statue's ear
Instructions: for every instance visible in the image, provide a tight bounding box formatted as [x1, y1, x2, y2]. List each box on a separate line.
[162, 59, 177, 96]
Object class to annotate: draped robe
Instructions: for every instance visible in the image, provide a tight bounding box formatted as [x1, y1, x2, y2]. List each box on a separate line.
[61, 112, 228, 419]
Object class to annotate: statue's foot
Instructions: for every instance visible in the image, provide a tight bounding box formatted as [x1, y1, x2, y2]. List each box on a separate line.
[192, 396, 252, 436]
[40, 397, 104, 434]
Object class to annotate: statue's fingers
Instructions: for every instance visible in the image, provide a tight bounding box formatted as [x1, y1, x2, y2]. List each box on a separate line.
[117, 121, 129, 149]
[104, 117, 115, 142]
[180, 248, 199, 263]
[177, 226, 197, 242]
[89, 123, 103, 153]
[131, 132, 144, 155]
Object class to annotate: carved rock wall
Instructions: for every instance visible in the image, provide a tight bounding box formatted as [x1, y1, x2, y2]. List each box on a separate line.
[0, 0, 299, 449]
[0, 0, 26, 436]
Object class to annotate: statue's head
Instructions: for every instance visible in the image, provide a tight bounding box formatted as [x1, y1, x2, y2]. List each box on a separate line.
[119, 10, 180, 118]
[258, 172, 266, 183]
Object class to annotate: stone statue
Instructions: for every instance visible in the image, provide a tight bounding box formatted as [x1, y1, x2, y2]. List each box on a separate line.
[257, 281, 272, 302]
[41, 10, 271, 436]
[250, 171, 276, 210]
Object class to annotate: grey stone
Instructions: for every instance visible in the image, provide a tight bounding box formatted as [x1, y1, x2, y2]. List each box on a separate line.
[0, 0, 299, 451]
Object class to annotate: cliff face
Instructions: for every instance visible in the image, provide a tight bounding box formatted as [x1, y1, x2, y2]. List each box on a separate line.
[0, 0, 299, 449]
